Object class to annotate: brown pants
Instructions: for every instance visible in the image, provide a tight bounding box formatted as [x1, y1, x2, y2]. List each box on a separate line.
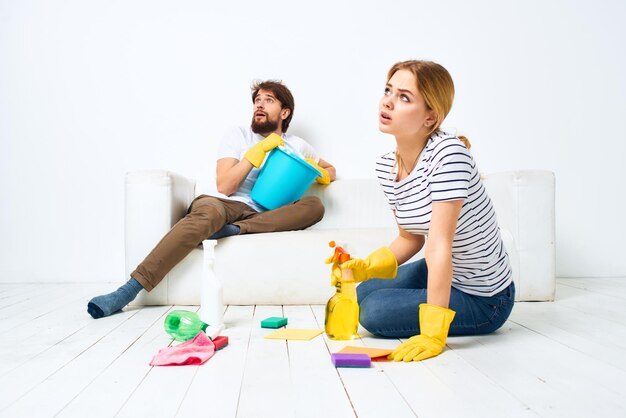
[131, 195, 324, 291]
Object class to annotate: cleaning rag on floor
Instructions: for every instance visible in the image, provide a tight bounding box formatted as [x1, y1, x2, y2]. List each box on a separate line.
[150, 331, 215, 366]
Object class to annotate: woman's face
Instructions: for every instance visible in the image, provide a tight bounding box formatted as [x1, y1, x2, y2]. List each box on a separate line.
[379, 69, 436, 138]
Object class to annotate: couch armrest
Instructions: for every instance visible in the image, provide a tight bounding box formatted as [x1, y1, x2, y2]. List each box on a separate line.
[483, 170, 556, 301]
[124, 170, 196, 281]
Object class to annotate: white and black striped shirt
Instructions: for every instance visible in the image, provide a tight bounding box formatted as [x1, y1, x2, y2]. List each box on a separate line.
[376, 131, 512, 297]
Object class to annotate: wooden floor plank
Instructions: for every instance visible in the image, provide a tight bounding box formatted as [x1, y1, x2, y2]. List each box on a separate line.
[511, 302, 626, 371]
[512, 301, 626, 350]
[235, 305, 294, 418]
[57, 306, 175, 417]
[554, 283, 626, 325]
[282, 305, 356, 418]
[310, 305, 418, 418]
[382, 339, 539, 418]
[0, 283, 74, 314]
[176, 305, 254, 418]
[114, 306, 201, 418]
[353, 325, 539, 418]
[558, 277, 626, 299]
[0, 279, 625, 418]
[0, 283, 109, 334]
[450, 321, 626, 417]
[0, 306, 138, 411]
[0, 284, 39, 306]
[3, 305, 170, 417]
[0, 283, 30, 294]
[0, 294, 97, 376]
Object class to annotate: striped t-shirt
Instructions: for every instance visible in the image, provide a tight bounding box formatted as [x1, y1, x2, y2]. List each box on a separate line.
[375, 131, 512, 297]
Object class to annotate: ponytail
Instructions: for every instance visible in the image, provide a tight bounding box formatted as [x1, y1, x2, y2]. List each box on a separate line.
[458, 135, 471, 150]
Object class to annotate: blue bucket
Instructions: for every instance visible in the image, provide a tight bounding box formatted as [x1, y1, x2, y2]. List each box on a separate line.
[251, 147, 321, 210]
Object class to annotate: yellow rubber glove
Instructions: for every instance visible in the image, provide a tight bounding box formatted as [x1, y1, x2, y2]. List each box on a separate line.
[305, 158, 331, 185]
[389, 303, 456, 362]
[324, 257, 344, 286]
[338, 246, 398, 283]
[324, 244, 352, 286]
[244, 133, 284, 168]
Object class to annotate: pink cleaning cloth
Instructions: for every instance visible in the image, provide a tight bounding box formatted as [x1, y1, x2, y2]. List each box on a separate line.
[150, 331, 215, 366]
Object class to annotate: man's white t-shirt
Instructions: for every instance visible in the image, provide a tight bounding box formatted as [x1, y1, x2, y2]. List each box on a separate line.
[216, 126, 319, 212]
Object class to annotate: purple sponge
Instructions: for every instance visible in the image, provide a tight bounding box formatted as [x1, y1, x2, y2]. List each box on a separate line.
[331, 353, 371, 368]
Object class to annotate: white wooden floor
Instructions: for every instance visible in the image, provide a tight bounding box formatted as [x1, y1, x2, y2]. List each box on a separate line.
[1, 278, 626, 418]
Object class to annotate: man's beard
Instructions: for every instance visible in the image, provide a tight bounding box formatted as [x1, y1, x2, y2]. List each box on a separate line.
[251, 115, 279, 134]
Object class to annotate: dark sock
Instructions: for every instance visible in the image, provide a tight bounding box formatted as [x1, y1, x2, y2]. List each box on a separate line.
[87, 277, 144, 319]
[208, 224, 240, 239]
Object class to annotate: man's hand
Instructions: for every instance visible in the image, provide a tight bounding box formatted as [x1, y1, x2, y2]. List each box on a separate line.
[389, 303, 456, 362]
[339, 247, 398, 283]
[305, 158, 331, 185]
[244, 133, 284, 168]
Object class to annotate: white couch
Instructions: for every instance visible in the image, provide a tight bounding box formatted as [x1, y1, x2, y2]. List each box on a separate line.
[125, 170, 556, 308]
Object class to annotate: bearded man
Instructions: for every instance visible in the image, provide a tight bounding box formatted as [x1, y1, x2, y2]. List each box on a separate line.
[87, 80, 335, 319]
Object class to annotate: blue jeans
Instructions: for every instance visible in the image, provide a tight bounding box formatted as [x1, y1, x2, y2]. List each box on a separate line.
[357, 258, 515, 338]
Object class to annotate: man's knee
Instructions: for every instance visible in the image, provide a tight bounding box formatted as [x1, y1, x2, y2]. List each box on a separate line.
[184, 196, 228, 236]
[189, 196, 227, 219]
[298, 196, 325, 224]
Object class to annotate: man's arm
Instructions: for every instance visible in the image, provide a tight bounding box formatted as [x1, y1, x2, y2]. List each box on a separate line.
[317, 158, 337, 182]
[217, 154, 336, 196]
[216, 157, 253, 196]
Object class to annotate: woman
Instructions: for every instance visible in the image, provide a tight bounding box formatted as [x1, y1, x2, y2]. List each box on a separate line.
[339, 60, 515, 362]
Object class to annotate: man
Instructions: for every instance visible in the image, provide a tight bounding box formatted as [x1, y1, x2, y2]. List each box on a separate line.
[88, 80, 336, 319]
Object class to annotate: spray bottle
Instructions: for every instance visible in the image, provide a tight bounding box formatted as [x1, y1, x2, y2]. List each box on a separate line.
[164, 310, 208, 341]
[200, 239, 224, 339]
[324, 241, 359, 340]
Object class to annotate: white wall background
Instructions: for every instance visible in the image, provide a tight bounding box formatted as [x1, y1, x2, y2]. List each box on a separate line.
[1, 0, 625, 282]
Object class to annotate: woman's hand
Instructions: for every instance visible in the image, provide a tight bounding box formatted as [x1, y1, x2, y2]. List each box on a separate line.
[339, 247, 398, 282]
[389, 303, 456, 362]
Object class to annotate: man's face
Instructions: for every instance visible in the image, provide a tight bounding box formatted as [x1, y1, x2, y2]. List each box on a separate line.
[251, 89, 289, 134]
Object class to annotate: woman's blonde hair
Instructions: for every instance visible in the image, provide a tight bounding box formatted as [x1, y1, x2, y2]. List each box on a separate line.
[387, 60, 471, 149]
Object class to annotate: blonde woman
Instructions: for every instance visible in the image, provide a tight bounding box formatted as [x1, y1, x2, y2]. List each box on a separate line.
[340, 60, 514, 362]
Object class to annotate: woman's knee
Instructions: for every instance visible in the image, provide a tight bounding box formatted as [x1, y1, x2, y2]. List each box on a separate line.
[358, 296, 381, 335]
[358, 292, 397, 337]
[395, 259, 428, 288]
[356, 280, 379, 304]
[358, 288, 424, 338]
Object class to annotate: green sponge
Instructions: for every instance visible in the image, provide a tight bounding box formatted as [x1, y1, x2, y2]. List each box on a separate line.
[261, 316, 288, 328]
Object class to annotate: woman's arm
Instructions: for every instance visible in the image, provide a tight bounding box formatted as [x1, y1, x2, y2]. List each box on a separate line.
[337, 220, 423, 283]
[389, 223, 425, 265]
[425, 200, 464, 307]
